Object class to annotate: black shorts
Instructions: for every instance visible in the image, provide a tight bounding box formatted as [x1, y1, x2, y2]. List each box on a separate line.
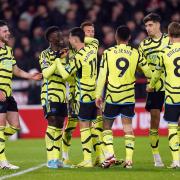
[78, 101, 97, 121]
[145, 91, 165, 112]
[43, 102, 67, 118]
[0, 96, 18, 113]
[103, 103, 135, 120]
[164, 104, 180, 123]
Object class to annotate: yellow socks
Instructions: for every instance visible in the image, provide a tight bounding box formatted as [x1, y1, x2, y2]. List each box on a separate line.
[80, 128, 92, 161]
[91, 116, 104, 162]
[168, 124, 179, 162]
[125, 135, 135, 161]
[62, 117, 78, 160]
[178, 126, 180, 153]
[149, 129, 159, 155]
[53, 128, 62, 160]
[45, 126, 63, 161]
[0, 126, 6, 161]
[103, 130, 114, 158]
[45, 126, 56, 161]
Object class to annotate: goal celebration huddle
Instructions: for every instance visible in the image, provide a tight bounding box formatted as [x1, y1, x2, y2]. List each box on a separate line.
[0, 12, 180, 170]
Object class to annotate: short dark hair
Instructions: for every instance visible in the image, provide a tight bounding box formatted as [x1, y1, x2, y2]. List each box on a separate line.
[168, 22, 180, 38]
[143, 13, 161, 24]
[70, 27, 85, 42]
[45, 26, 60, 41]
[116, 25, 130, 41]
[0, 20, 8, 27]
[80, 21, 94, 29]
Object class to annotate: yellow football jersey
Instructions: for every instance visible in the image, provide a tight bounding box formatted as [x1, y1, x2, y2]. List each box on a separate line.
[56, 37, 99, 102]
[139, 33, 170, 91]
[96, 44, 151, 104]
[0, 45, 16, 97]
[149, 42, 180, 104]
[39, 47, 67, 105]
[66, 49, 76, 101]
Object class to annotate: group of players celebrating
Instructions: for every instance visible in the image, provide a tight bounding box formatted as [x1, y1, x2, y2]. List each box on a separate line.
[0, 12, 179, 170]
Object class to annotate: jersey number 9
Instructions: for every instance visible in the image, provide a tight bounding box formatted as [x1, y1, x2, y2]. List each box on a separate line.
[116, 58, 129, 77]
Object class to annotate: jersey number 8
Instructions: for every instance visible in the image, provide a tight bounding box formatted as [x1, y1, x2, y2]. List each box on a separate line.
[173, 57, 180, 77]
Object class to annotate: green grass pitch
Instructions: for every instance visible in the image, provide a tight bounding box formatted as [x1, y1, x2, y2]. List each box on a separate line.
[0, 137, 179, 180]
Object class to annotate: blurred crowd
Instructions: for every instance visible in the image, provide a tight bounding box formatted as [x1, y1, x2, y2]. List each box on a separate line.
[0, 0, 179, 104]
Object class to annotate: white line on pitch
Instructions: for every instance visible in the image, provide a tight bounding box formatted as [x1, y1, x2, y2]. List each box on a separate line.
[0, 163, 46, 180]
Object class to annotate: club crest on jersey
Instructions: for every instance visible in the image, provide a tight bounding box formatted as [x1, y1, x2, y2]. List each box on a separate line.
[1, 60, 13, 69]
[65, 64, 71, 72]
[42, 58, 48, 68]
[148, 49, 152, 52]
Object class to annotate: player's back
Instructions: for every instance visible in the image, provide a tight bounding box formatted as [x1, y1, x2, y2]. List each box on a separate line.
[162, 42, 180, 104]
[105, 44, 140, 104]
[74, 39, 98, 102]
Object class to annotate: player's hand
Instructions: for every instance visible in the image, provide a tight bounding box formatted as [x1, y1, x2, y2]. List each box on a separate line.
[146, 85, 154, 92]
[56, 48, 69, 59]
[60, 48, 69, 58]
[30, 72, 42, 80]
[0, 91, 6, 102]
[95, 97, 103, 109]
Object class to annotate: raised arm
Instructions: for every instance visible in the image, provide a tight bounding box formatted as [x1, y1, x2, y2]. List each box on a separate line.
[39, 51, 56, 79]
[56, 56, 81, 80]
[84, 37, 99, 49]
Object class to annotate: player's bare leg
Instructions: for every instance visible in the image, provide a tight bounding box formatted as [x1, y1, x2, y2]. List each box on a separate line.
[5, 111, 20, 139]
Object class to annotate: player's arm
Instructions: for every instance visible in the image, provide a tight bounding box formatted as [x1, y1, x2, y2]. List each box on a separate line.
[84, 37, 99, 49]
[12, 50, 42, 80]
[95, 52, 108, 108]
[147, 56, 164, 91]
[137, 52, 152, 79]
[137, 43, 145, 73]
[56, 56, 80, 80]
[13, 65, 42, 80]
[39, 51, 56, 79]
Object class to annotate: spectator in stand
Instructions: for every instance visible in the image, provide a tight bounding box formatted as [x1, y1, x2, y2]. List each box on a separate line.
[20, 4, 36, 28]
[15, 18, 30, 41]
[30, 4, 52, 33]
